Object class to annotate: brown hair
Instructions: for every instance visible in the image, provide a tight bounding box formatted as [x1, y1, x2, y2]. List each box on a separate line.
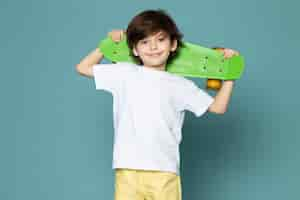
[126, 9, 183, 65]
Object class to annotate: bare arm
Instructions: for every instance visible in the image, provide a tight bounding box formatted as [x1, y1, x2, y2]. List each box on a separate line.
[208, 80, 234, 114]
[76, 30, 124, 78]
[76, 48, 104, 78]
[208, 47, 239, 114]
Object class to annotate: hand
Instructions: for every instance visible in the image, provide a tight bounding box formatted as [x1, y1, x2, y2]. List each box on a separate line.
[213, 47, 240, 59]
[222, 48, 240, 59]
[108, 29, 125, 42]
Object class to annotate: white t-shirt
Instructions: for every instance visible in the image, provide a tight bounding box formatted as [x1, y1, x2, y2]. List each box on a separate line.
[93, 62, 214, 175]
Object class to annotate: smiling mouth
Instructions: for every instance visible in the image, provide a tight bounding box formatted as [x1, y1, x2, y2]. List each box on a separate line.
[146, 52, 163, 57]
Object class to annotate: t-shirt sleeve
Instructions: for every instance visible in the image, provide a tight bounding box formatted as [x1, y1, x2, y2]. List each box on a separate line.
[92, 62, 125, 94]
[182, 81, 214, 117]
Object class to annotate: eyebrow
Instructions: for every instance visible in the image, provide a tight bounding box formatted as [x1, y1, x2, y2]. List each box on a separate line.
[156, 32, 167, 37]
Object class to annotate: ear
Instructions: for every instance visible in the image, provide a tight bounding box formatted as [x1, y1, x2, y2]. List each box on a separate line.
[133, 47, 139, 56]
[171, 39, 178, 52]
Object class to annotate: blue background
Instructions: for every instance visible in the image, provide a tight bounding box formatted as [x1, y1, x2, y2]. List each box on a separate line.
[1, 0, 299, 199]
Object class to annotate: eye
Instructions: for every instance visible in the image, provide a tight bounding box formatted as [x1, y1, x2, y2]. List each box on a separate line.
[158, 37, 165, 41]
[141, 40, 148, 44]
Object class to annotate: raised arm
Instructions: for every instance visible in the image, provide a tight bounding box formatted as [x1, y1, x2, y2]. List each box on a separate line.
[76, 29, 125, 78]
[76, 48, 104, 78]
[208, 80, 234, 114]
[208, 47, 239, 114]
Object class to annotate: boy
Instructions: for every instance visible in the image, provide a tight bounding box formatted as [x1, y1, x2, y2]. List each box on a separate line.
[76, 9, 238, 200]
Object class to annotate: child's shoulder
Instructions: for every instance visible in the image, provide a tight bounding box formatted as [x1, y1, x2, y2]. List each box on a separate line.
[167, 73, 195, 86]
[114, 61, 137, 68]
[112, 61, 139, 72]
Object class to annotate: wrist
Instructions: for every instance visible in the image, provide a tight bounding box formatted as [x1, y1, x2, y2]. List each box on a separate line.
[224, 80, 234, 83]
[223, 80, 235, 87]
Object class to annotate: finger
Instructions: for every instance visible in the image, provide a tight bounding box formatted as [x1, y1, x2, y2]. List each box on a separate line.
[114, 34, 119, 41]
[112, 34, 120, 42]
[224, 49, 235, 58]
[120, 31, 123, 40]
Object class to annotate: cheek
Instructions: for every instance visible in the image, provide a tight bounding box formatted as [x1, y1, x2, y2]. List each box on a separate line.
[136, 46, 147, 55]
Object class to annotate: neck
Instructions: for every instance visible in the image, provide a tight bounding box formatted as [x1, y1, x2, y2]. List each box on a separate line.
[143, 63, 166, 71]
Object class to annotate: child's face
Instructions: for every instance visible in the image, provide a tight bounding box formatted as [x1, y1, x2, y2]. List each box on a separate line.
[133, 30, 177, 69]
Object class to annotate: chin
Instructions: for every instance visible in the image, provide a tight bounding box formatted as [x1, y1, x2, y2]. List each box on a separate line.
[145, 60, 166, 67]
[148, 63, 164, 68]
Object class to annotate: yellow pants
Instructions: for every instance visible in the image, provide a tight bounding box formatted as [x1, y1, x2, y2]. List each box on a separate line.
[114, 168, 182, 200]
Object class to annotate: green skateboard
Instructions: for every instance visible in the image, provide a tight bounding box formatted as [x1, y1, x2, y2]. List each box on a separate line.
[99, 36, 245, 81]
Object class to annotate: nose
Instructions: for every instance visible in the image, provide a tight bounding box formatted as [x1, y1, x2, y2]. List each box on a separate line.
[150, 40, 158, 50]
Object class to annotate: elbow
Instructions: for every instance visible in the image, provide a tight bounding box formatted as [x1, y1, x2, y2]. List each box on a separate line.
[216, 109, 227, 115]
[75, 64, 93, 78]
[75, 64, 80, 73]
[76, 64, 82, 74]
[76, 64, 87, 76]
[208, 105, 227, 115]
[212, 108, 226, 115]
